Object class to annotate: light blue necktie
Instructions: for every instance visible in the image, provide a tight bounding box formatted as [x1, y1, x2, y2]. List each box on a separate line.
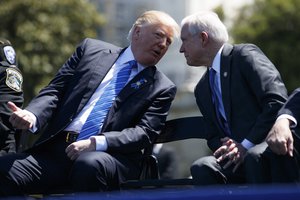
[209, 68, 231, 136]
[78, 60, 137, 140]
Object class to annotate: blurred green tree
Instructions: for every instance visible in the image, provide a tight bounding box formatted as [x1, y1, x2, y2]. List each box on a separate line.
[231, 0, 300, 93]
[0, 0, 104, 104]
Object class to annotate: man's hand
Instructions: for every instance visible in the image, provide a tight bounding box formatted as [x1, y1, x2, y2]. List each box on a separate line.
[65, 138, 96, 160]
[8, 101, 34, 130]
[266, 118, 294, 157]
[213, 137, 247, 172]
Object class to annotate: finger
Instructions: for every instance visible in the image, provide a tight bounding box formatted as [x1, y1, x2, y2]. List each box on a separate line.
[70, 153, 78, 161]
[65, 144, 72, 154]
[270, 146, 284, 155]
[227, 142, 236, 152]
[9, 111, 32, 129]
[287, 137, 294, 157]
[17, 117, 31, 129]
[276, 142, 288, 155]
[67, 149, 77, 160]
[11, 115, 31, 129]
[216, 150, 232, 162]
[224, 139, 233, 146]
[268, 138, 287, 155]
[220, 137, 231, 144]
[216, 154, 226, 163]
[7, 101, 21, 112]
[233, 152, 240, 164]
[227, 148, 238, 160]
[214, 146, 227, 157]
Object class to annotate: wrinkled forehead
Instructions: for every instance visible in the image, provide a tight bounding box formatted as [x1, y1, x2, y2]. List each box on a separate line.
[142, 22, 176, 38]
[180, 24, 192, 39]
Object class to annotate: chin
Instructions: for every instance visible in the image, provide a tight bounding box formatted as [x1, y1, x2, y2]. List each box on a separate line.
[186, 61, 193, 66]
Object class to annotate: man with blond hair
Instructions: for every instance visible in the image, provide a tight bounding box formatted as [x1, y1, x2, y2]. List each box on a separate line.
[0, 10, 179, 196]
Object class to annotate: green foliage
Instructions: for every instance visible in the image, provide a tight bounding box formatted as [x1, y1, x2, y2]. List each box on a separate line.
[231, 0, 300, 93]
[214, 5, 225, 22]
[0, 0, 105, 104]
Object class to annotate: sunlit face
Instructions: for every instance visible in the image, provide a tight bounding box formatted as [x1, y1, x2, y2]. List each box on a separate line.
[179, 24, 207, 67]
[131, 23, 174, 66]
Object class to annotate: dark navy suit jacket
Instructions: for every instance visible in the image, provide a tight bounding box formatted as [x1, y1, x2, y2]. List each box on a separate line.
[25, 38, 177, 155]
[194, 43, 288, 151]
[278, 87, 300, 143]
[278, 88, 300, 121]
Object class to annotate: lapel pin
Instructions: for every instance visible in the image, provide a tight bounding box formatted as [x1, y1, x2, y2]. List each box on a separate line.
[131, 78, 148, 89]
[223, 72, 228, 77]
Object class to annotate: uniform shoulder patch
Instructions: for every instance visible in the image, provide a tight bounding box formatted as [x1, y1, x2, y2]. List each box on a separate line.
[3, 46, 16, 65]
[5, 68, 23, 92]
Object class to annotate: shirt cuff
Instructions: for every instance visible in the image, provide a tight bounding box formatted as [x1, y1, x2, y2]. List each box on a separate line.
[241, 139, 254, 150]
[27, 110, 38, 133]
[277, 114, 297, 128]
[90, 135, 108, 151]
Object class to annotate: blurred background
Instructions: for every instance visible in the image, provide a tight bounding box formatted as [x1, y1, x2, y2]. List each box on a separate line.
[1, 0, 299, 178]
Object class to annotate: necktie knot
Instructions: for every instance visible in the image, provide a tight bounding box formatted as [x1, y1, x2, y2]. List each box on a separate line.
[128, 60, 137, 68]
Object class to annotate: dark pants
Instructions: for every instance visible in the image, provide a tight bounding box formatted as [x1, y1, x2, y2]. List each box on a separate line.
[0, 133, 140, 197]
[258, 148, 300, 183]
[246, 129, 300, 184]
[0, 129, 17, 155]
[190, 142, 268, 185]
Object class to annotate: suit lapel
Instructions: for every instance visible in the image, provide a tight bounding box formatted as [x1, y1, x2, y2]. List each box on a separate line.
[102, 66, 155, 130]
[220, 44, 233, 124]
[77, 49, 122, 113]
[196, 69, 217, 122]
[118, 66, 155, 100]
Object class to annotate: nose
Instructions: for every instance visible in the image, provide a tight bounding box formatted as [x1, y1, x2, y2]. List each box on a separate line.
[158, 37, 168, 49]
[179, 44, 184, 53]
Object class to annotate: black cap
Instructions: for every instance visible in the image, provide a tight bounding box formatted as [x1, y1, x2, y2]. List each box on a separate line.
[0, 39, 17, 67]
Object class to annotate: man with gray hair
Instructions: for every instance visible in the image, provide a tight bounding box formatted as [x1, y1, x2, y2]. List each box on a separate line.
[179, 11, 288, 184]
[0, 10, 179, 196]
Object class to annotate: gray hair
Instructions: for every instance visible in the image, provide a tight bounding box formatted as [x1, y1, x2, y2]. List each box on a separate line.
[127, 10, 180, 42]
[181, 11, 228, 43]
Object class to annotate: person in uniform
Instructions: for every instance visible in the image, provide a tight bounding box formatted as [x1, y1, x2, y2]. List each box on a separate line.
[0, 38, 23, 155]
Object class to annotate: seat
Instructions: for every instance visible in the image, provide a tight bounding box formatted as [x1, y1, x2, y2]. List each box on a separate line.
[121, 116, 206, 189]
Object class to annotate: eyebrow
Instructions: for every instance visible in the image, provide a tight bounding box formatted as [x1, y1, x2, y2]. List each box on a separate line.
[157, 30, 173, 43]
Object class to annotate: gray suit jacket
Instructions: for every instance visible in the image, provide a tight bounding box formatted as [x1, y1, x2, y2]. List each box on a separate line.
[25, 38, 177, 154]
[195, 43, 287, 151]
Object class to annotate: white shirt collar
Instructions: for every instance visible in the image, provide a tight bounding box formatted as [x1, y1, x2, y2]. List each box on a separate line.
[115, 45, 135, 65]
[116, 45, 145, 71]
[211, 45, 224, 74]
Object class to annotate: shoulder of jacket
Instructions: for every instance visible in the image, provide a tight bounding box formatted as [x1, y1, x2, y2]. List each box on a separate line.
[154, 68, 176, 87]
[81, 38, 121, 52]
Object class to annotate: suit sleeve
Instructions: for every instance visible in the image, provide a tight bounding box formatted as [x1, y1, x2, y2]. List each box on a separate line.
[104, 84, 177, 153]
[25, 39, 86, 129]
[278, 88, 300, 122]
[238, 44, 288, 144]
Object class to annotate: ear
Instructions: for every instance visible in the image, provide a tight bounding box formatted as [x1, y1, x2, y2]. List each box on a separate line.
[200, 31, 209, 46]
[132, 26, 141, 40]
